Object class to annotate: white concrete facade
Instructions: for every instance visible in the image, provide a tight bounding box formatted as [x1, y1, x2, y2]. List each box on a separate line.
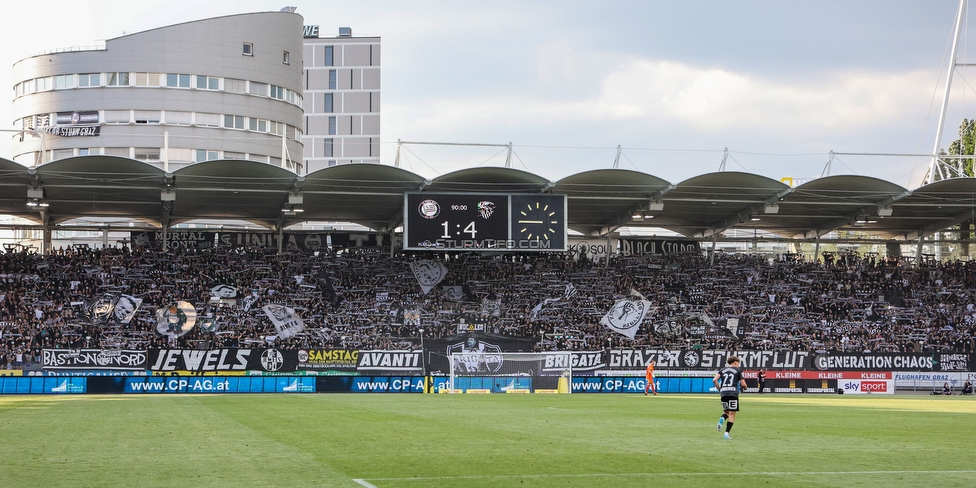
[302, 27, 381, 173]
[10, 12, 306, 172]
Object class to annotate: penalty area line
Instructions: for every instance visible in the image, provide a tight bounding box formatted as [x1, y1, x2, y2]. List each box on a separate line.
[358, 470, 976, 483]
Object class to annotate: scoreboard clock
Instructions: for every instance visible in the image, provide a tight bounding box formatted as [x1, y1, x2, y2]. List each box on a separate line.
[404, 193, 566, 251]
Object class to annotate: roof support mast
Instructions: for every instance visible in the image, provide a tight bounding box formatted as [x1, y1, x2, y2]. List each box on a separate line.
[927, 0, 968, 184]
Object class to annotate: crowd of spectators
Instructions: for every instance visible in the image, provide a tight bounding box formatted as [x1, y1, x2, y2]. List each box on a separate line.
[2, 244, 976, 369]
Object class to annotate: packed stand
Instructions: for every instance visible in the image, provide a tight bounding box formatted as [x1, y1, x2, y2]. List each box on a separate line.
[2, 245, 976, 369]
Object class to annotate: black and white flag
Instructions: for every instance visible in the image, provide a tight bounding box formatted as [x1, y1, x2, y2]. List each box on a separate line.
[114, 295, 142, 324]
[409, 260, 448, 294]
[481, 297, 502, 317]
[263, 304, 305, 339]
[210, 284, 238, 299]
[86, 294, 117, 326]
[316, 268, 341, 305]
[600, 298, 653, 340]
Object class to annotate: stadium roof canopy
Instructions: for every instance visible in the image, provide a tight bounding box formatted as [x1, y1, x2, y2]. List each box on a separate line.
[3, 156, 976, 242]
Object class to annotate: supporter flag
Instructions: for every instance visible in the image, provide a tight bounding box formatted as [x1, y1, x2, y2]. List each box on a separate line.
[716, 317, 749, 341]
[600, 298, 653, 340]
[442, 286, 463, 301]
[565, 282, 578, 298]
[86, 294, 117, 326]
[114, 294, 142, 324]
[481, 297, 502, 317]
[409, 260, 448, 294]
[403, 308, 421, 326]
[263, 303, 305, 339]
[316, 268, 341, 305]
[199, 311, 219, 333]
[531, 282, 578, 319]
[241, 290, 259, 312]
[210, 284, 238, 299]
[155, 301, 197, 338]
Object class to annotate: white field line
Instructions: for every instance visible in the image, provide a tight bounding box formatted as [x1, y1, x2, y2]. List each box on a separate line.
[357, 470, 976, 484]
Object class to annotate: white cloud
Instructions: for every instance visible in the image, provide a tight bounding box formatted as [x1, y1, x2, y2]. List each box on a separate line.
[388, 57, 935, 141]
[592, 59, 935, 132]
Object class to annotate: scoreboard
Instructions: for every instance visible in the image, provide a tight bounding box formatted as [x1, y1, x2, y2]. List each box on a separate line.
[403, 193, 567, 251]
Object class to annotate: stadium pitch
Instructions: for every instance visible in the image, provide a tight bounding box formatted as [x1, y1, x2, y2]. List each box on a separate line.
[0, 393, 973, 487]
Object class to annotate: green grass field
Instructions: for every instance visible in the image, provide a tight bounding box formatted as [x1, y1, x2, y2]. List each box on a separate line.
[0, 393, 973, 487]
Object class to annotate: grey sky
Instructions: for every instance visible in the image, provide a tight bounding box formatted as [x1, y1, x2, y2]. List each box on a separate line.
[1, 1, 972, 187]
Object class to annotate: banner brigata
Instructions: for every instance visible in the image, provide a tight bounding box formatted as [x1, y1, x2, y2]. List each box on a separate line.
[424, 332, 539, 374]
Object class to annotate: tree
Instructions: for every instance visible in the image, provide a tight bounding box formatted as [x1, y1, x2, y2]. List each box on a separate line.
[947, 118, 976, 177]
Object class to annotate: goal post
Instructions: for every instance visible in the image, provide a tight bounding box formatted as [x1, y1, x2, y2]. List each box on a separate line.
[447, 351, 573, 394]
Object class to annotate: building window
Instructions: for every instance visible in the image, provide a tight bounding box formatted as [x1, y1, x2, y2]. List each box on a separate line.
[283, 51, 290, 65]
[243, 42, 253, 56]
[224, 115, 244, 129]
[104, 110, 130, 124]
[270, 85, 285, 100]
[164, 111, 192, 125]
[196, 75, 219, 90]
[107, 72, 129, 86]
[135, 73, 161, 87]
[328, 116, 337, 135]
[195, 149, 218, 162]
[78, 73, 100, 87]
[54, 74, 75, 90]
[134, 148, 161, 162]
[166, 73, 191, 88]
[78, 148, 101, 156]
[36, 77, 53, 91]
[249, 81, 268, 96]
[324, 138, 334, 157]
[134, 111, 161, 124]
[328, 70, 337, 90]
[325, 46, 334, 66]
[270, 121, 284, 136]
[248, 118, 268, 132]
[224, 78, 245, 94]
[52, 149, 74, 161]
[195, 113, 220, 127]
[324, 93, 333, 113]
[224, 151, 246, 160]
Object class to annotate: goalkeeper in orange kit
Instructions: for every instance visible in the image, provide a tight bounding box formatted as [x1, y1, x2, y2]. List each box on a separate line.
[644, 360, 658, 395]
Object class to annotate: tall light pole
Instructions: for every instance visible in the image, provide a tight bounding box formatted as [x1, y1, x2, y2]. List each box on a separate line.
[418, 328, 427, 393]
[418, 328, 426, 373]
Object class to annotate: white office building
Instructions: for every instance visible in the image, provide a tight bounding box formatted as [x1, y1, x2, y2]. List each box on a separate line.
[302, 26, 381, 172]
[10, 11, 306, 172]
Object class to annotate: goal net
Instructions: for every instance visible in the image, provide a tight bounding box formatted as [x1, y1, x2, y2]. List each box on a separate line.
[447, 351, 572, 393]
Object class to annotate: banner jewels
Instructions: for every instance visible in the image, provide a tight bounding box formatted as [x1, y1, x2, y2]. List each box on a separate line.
[600, 299, 652, 339]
